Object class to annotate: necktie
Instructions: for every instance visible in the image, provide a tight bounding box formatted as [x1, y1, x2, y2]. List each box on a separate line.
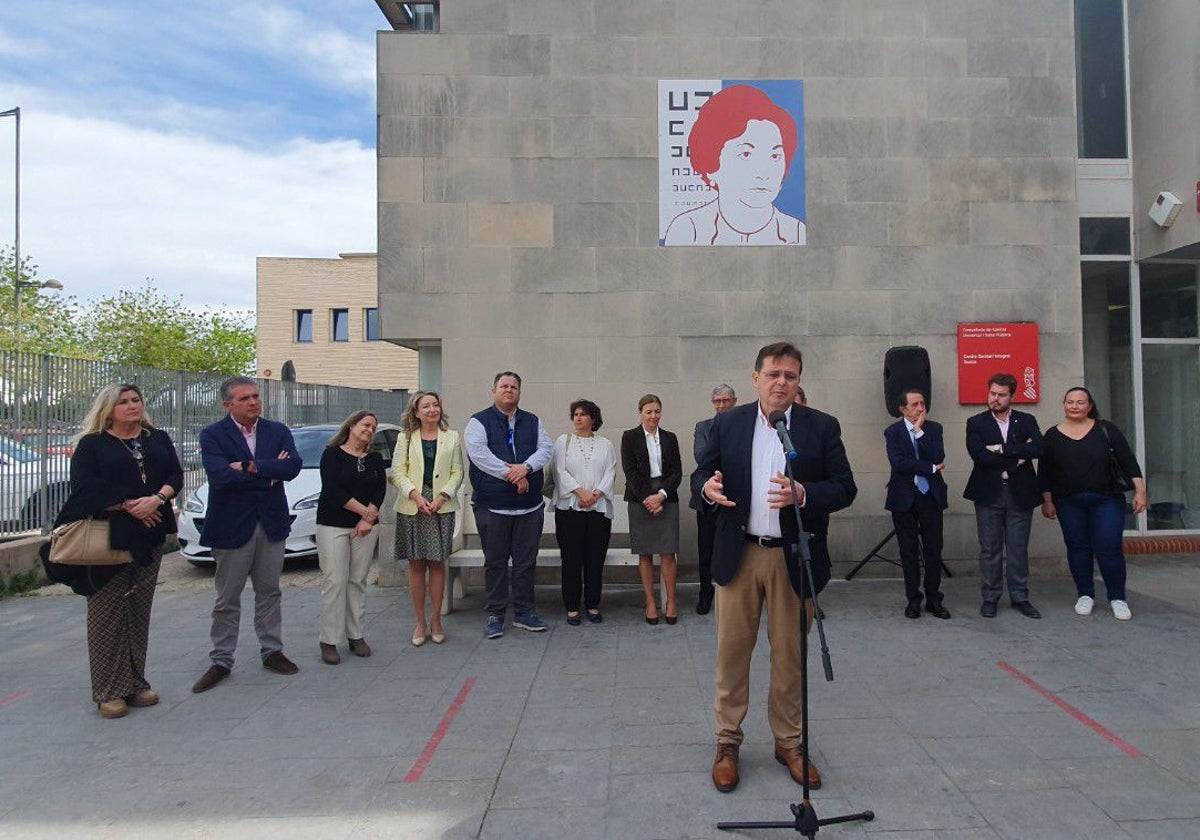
[911, 431, 929, 494]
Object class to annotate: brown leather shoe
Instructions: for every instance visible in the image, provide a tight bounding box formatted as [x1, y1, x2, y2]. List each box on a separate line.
[320, 643, 341, 665]
[127, 689, 159, 708]
[191, 664, 231, 694]
[712, 742, 740, 792]
[262, 651, 299, 675]
[775, 743, 822, 789]
[98, 699, 128, 719]
[348, 638, 372, 657]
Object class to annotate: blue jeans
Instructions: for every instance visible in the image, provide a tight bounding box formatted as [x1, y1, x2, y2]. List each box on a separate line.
[1055, 492, 1126, 601]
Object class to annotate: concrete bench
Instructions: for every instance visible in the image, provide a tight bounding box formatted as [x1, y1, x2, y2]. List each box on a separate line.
[441, 495, 665, 613]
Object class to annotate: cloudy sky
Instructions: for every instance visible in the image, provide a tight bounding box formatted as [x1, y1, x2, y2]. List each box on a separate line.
[0, 1, 385, 310]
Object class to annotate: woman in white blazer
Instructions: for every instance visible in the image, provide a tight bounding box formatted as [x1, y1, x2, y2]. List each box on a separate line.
[390, 392, 463, 646]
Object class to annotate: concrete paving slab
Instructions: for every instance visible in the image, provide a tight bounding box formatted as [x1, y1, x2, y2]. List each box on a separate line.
[3, 554, 1200, 837]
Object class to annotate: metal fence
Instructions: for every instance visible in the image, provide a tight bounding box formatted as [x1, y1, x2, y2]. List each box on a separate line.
[0, 351, 409, 536]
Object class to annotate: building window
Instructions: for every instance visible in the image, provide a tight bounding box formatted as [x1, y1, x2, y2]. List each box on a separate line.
[377, 1, 439, 32]
[331, 309, 349, 342]
[1079, 218, 1130, 256]
[1074, 0, 1128, 158]
[364, 308, 380, 341]
[295, 310, 313, 343]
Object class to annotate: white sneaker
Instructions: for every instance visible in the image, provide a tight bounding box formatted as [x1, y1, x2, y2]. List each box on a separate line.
[1074, 596, 1094, 616]
[1111, 600, 1132, 620]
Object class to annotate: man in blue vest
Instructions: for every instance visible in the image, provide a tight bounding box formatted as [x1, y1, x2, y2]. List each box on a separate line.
[465, 371, 554, 639]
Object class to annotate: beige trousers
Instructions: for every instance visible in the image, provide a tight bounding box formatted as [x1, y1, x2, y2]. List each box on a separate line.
[713, 542, 810, 748]
[316, 524, 377, 645]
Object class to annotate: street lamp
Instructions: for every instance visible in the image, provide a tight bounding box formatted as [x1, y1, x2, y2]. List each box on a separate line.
[2, 106, 22, 349]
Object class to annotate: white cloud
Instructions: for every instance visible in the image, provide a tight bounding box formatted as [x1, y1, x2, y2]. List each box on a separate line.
[0, 111, 375, 310]
[231, 3, 377, 95]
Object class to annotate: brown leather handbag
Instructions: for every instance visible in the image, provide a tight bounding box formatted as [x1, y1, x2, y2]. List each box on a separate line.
[48, 518, 133, 566]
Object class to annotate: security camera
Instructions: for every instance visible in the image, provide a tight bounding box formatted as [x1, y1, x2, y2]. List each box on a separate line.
[1149, 191, 1183, 229]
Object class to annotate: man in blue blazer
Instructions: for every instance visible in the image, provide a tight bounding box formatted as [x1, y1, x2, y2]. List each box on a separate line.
[192, 376, 303, 693]
[884, 390, 950, 620]
[693, 342, 856, 794]
[964, 372, 1044, 619]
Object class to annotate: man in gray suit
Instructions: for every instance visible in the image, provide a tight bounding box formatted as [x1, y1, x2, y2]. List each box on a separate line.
[690, 384, 737, 614]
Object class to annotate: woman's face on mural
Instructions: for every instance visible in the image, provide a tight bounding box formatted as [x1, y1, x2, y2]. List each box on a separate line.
[710, 119, 786, 210]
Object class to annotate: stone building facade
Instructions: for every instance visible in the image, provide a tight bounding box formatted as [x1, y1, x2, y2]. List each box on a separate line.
[376, 1, 1199, 564]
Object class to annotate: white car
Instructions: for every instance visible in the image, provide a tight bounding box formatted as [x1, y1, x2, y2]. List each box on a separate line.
[0, 435, 72, 532]
[177, 423, 400, 566]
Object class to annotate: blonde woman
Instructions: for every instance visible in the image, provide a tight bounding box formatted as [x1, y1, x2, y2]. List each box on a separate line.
[51, 384, 183, 718]
[315, 411, 386, 664]
[391, 392, 463, 646]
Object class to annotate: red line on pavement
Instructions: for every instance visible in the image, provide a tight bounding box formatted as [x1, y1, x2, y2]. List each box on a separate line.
[402, 677, 477, 783]
[0, 690, 29, 708]
[997, 662, 1144, 758]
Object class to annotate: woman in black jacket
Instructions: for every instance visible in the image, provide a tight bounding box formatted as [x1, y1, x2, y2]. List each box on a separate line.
[56, 383, 183, 718]
[621, 394, 682, 625]
[1039, 387, 1146, 620]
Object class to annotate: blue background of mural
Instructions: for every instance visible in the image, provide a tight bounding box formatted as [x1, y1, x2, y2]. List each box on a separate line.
[727, 79, 806, 223]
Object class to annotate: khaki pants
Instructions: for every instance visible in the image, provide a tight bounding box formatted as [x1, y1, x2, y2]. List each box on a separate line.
[713, 542, 810, 748]
[316, 524, 377, 645]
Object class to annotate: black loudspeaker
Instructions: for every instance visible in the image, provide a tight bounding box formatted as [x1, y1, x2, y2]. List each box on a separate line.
[883, 346, 931, 418]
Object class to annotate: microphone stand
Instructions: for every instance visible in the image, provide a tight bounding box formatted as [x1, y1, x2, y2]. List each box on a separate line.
[717, 442, 874, 837]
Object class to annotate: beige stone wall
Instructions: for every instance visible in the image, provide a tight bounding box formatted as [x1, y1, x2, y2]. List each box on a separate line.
[376, 1, 1085, 564]
[1129, 1, 1200, 260]
[256, 254, 418, 391]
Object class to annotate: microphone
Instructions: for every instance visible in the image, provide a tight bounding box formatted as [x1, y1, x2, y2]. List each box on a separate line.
[767, 410, 798, 461]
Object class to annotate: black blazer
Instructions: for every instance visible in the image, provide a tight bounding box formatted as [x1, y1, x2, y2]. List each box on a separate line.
[690, 403, 857, 597]
[621, 426, 682, 503]
[963, 409, 1043, 509]
[689, 416, 716, 511]
[884, 419, 949, 512]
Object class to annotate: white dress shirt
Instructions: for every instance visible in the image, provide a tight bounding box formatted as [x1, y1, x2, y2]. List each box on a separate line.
[747, 405, 792, 539]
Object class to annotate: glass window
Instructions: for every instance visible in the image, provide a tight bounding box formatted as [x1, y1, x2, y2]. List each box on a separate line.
[1140, 264, 1198, 339]
[331, 309, 349, 342]
[1074, 0, 1128, 158]
[1142, 345, 1200, 529]
[295, 310, 313, 343]
[364, 308, 380, 342]
[1081, 262, 1136, 528]
[1079, 217, 1130, 256]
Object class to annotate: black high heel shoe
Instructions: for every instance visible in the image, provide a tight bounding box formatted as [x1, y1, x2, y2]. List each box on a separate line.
[645, 613, 660, 626]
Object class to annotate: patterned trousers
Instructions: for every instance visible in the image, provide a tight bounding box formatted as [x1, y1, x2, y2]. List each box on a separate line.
[86, 551, 162, 703]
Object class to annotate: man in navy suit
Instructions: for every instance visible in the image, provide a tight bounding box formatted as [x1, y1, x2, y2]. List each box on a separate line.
[192, 376, 303, 693]
[964, 372, 1044, 619]
[884, 390, 950, 620]
[693, 342, 856, 794]
[690, 384, 737, 615]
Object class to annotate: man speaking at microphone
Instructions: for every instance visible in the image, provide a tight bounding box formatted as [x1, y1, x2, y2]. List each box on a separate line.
[693, 341, 856, 793]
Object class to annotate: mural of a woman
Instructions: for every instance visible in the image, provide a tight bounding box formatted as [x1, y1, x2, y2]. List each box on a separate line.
[663, 85, 805, 246]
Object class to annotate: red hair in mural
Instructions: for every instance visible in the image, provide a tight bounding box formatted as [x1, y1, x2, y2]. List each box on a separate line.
[687, 85, 799, 188]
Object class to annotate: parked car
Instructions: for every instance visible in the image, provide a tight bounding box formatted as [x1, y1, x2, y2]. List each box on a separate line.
[0, 435, 73, 532]
[176, 423, 400, 566]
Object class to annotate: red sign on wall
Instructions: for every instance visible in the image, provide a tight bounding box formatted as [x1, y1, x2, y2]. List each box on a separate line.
[957, 323, 1040, 404]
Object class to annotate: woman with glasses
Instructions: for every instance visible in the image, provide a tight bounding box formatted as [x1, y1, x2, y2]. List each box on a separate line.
[316, 411, 387, 664]
[50, 384, 183, 718]
[1038, 387, 1147, 620]
[391, 392, 463, 646]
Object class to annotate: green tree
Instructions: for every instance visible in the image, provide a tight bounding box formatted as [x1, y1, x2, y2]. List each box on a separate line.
[80, 281, 256, 375]
[0, 246, 87, 355]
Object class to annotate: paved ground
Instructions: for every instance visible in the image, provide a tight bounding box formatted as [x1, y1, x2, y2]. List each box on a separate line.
[2, 554, 1200, 839]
